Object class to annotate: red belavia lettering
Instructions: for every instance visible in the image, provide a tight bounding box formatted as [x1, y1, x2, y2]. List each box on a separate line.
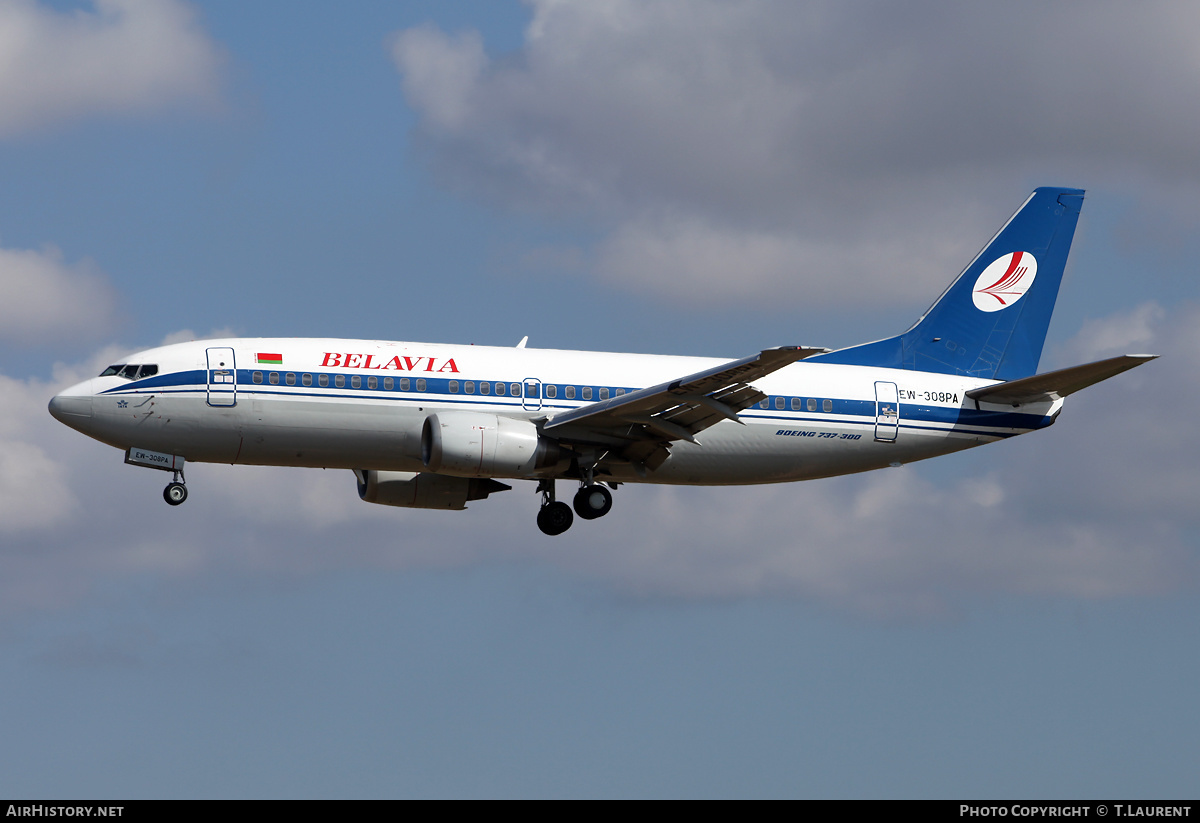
[49, 188, 1156, 535]
[319, 352, 460, 372]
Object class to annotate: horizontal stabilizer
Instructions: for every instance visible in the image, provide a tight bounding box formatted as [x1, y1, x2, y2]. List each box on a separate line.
[966, 354, 1157, 407]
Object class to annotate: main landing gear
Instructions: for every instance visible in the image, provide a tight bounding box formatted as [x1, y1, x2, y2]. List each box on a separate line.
[163, 469, 188, 506]
[536, 477, 614, 535]
[573, 484, 612, 520]
[536, 479, 573, 536]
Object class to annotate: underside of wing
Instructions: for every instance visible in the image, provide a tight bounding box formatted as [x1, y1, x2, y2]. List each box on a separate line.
[543, 345, 827, 473]
[966, 354, 1157, 407]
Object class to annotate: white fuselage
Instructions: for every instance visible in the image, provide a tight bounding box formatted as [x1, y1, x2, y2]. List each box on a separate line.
[49, 338, 1059, 486]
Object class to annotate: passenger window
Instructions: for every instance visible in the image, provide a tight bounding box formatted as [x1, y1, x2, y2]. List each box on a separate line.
[384, 377, 394, 390]
[400, 378, 410, 391]
[565, 386, 576, 399]
[368, 376, 378, 389]
[319, 374, 329, 388]
[335, 375, 345, 388]
[791, 397, 800, 411]
[615, 388, 625, 396]
[449, 380, 459, 393]
[582, 387, 593, 400]
[302, 374, 312, 387]
[759, 399, 769, 409]
[510, 383, 520, 396]
[417, 379, 427, 391]
[775, 397, 784, 410]
[823, 399, 832, 413]
[807, 398, 816, 412]
[545, 385, 557, 399]
[269, 372, 279, 385]
[286, 373, 296, 386]
[465, 381, 475, 394]
[352, 376, 361, 389]
[496, 382, 506, 396]
[253, 372, 263, 384]
[100, 365, 125, 377]
[480, 381, 490, 395]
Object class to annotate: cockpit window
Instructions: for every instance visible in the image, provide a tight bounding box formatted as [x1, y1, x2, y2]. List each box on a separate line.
[100, 364, 159, 380]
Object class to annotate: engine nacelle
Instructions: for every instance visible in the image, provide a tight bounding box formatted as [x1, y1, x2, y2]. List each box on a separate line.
[355, 469, 509, 510]
[421, 411, 561, 478]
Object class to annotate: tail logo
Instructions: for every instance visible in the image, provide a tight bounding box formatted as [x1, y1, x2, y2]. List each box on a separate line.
[972, 251, 1038, 312]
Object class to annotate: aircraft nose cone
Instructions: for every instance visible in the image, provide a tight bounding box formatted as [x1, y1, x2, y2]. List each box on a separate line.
[48, 381, 94, 424]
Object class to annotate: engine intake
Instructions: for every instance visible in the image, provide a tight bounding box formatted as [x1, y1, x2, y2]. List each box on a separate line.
[421, 412, 561, 478]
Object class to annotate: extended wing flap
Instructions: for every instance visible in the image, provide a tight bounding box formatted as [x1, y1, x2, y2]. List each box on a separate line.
[966, 354, 1157, 407]
[544, 346, 826, 451]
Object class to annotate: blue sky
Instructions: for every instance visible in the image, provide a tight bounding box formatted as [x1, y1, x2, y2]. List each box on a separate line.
[2, 0, 1199, 798]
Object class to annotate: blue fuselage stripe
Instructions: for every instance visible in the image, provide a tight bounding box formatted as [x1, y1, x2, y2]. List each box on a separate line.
[101, 369, 1048, 435]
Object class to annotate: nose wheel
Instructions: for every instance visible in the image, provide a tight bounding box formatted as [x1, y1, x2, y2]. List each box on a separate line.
[163, 469, 188, 506]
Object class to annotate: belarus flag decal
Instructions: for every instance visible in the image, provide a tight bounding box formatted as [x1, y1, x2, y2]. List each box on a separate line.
[256, 353, 283, 365]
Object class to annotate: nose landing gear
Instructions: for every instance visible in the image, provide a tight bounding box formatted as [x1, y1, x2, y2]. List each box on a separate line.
[124, 448, 190, 507]
[163, 469, 188, 506]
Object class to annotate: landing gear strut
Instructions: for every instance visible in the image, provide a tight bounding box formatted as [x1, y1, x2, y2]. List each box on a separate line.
[536, 479, 572, 536]
[163, 469, 188, 506]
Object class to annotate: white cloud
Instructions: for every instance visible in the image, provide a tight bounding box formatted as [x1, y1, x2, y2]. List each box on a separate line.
[390, 24, 486, 133]
[595, 211, 967, 306]
[0, 0, 222, 137]
[0, 244, 119, 342]
[1060, 302, 1166, 363]
[0, 371, 79, 534]
[391, 1, 1200, 308]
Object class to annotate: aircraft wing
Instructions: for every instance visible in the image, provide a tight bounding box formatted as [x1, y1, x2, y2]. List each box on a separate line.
[966, 354, 1158, 407]
[543, 345, 828, 472]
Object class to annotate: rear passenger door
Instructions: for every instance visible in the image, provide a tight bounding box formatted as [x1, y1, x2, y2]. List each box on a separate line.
[874, 381, 898, 442]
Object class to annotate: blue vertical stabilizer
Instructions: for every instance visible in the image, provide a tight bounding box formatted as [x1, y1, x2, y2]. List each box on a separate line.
[813, 187, 1084, 381]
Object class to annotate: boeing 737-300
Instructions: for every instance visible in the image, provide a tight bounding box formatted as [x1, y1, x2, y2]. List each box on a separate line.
[48, 187, 1155, 535]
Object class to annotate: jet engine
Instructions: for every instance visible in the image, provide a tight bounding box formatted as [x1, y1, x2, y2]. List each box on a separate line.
[421, 412, 562, 477]
[355, 469, 510, 510]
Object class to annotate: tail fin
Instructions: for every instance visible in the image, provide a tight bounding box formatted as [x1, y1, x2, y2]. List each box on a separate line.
[814, 187, 1084, 381]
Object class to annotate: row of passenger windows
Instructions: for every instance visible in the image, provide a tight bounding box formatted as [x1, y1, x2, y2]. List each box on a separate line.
[249, 371, 835, 413]
[249, 371, 629, 400]
[100, 363, 159, 380]
[251, 371, 430, 391]
[448, 381, 624, 400]
[760, 396, 834, 413]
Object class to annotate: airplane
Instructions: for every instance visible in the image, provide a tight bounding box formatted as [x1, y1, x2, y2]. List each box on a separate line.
[48, 187, 1155, 535]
